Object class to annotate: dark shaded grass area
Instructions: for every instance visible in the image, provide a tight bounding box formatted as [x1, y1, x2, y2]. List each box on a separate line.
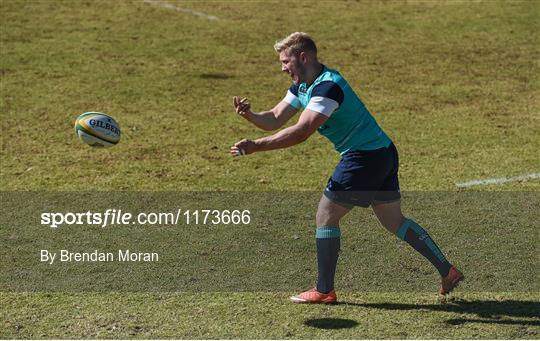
[1, 191, 538, 292]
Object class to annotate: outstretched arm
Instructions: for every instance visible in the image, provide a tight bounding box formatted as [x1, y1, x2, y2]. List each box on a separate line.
[233, 96, 299, 131]
[230, 109, 327, 156]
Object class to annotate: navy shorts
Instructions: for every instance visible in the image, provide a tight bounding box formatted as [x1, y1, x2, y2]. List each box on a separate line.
[323, 143, 401, 208]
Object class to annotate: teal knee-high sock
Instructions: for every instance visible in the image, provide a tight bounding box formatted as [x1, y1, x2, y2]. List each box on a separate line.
[316, 226, 341, 294]
[396, 218, 452, 277]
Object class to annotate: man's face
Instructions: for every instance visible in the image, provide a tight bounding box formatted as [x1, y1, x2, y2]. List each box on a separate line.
[279, 48, 306, 85]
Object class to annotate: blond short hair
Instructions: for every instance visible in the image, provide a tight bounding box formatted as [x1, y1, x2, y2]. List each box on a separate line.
[274, 32, 317, 56]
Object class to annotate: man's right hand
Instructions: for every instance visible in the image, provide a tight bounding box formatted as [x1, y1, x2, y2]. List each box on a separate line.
[233, 96, 252, 117]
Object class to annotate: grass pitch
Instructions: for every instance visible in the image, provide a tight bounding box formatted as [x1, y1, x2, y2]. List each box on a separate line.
[1, 0, 539, 191]
[1, 0, 539, 339]
[2, 292, 539, 339]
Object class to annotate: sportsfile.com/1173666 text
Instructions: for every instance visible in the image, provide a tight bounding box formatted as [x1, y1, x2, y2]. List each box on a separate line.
[40, 209, 252, 228]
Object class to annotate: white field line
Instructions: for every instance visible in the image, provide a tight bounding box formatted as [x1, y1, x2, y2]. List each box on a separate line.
[142, 0, 219, 21]
[456, 172, 540, 188]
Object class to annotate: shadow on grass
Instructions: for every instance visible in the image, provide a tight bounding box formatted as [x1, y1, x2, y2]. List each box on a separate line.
[446, 318, 540, 326]
[304, 318, 359, 330]
[337, 299, 540, 326]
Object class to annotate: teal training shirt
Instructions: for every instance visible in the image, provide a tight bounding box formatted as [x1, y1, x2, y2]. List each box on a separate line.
[283, 65, 391, 154]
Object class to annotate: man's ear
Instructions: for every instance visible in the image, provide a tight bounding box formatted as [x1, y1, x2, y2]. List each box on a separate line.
[299, 51, 307, 64]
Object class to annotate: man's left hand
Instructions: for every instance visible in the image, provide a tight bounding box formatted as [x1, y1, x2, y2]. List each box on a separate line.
[230, 139, 257, 157]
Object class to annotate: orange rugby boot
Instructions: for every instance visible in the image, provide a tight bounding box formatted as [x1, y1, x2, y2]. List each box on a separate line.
[289, 288, 337, 304]
[440, 266, 464, 295]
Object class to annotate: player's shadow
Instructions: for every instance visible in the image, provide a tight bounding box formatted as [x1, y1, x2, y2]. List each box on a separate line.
[304, 318, 359, 330]
[337, 299, 540, 327]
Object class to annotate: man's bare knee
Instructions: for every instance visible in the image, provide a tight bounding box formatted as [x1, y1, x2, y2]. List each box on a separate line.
[316, 195, 351, 227]
[316, 208, 337, 227]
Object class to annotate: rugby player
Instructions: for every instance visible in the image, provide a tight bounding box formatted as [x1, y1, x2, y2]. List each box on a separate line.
[230, 32, 464, 303]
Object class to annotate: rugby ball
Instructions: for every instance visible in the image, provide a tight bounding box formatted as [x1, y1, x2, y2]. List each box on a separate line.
[74, 112, 121, 147]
